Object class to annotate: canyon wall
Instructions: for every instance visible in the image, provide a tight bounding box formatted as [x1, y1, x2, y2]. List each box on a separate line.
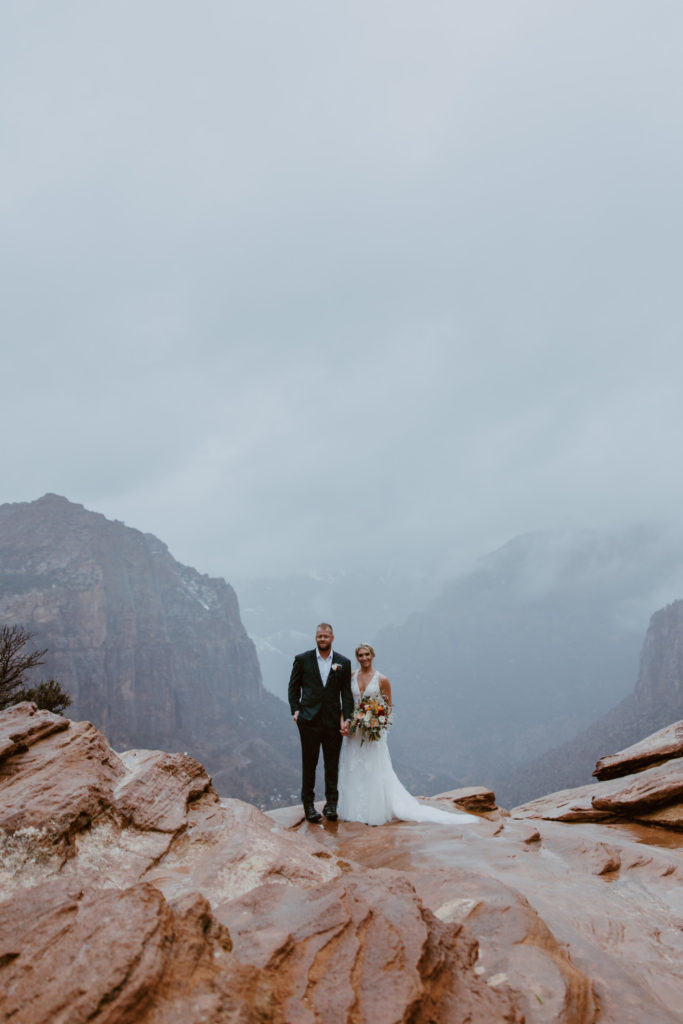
[501, 600, 683, 805]
[0, 494, 298, 806]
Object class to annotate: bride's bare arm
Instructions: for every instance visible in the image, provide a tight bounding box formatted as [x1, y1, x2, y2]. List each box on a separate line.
[379, 675, 392, 709]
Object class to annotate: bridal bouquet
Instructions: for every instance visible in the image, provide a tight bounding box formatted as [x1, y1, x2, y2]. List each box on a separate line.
[349, 695, 392, 745]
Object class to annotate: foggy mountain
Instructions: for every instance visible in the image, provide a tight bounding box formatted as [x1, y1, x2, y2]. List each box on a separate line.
[500, 597, 683, 807]
[5, 494, 682, 808]
[240, 526, 683, 799]
[378, 526, 683, 798]
[236, 568, 441, 702]
[0, 494, 300, 807]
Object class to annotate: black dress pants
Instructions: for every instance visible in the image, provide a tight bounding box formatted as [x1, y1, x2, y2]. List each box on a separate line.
[297, 714, 343, 805]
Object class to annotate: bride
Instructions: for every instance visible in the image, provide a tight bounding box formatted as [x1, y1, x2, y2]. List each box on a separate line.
[337, 644, 477, 826]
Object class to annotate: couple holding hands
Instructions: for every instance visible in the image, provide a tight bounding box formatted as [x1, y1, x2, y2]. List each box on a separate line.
[288, 623, 475, 827]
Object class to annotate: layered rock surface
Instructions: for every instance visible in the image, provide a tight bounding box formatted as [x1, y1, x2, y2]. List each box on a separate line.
[2, 704, 683, 1023]
[0, 494, 298, 806]
[514, 719, 683, 831]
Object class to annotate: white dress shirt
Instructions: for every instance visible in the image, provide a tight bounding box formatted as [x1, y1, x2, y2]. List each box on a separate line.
[317, 648, 334, 684]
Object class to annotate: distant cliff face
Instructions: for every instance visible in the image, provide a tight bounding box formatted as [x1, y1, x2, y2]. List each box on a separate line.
[500, 600, 683, 805]
[633, 599, 683, 713]
[0, 494, 299, 806]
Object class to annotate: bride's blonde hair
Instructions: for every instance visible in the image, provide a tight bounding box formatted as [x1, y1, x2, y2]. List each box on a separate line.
[355, 643, 375, 659]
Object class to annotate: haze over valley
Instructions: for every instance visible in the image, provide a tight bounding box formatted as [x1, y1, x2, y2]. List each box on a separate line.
[4, 494, 683, 810]
[4, 8, 683, 1020]
[3, 1, 683, 805]
[239, 523, 683, 803]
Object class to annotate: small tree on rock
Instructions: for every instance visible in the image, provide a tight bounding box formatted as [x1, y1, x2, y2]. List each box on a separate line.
[0, 625, 72, 714]
[19, 678, 72, 715]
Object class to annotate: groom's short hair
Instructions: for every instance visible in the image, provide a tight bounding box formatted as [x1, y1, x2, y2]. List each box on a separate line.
[316, 622, 333, 632]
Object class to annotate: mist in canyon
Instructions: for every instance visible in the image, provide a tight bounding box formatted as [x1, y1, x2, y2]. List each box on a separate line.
[3, 4, 683, 808]
[238, 523, 683, 803]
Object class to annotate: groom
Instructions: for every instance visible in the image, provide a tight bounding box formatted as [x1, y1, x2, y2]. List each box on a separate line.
[288, 623, 354, 822]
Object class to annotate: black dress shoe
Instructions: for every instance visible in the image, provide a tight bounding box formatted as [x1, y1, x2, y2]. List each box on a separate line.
[322, 803, 338, 821]
[304, 804, 322, 823]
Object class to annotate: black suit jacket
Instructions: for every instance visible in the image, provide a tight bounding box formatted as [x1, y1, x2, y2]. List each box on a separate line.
[288, 649, 354, 729]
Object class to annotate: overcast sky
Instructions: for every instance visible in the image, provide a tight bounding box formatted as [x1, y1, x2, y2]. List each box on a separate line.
[2, 2, 683, 581]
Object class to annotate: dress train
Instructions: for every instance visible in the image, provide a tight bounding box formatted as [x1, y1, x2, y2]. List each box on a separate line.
[337, 671, 477, 826]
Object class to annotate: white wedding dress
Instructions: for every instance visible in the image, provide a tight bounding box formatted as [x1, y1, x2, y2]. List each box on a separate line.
[337, 670, 477, 826]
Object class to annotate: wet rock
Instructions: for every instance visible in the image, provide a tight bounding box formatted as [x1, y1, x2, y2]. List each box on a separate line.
[633, 800, 683, 830]
[591, 759, 683, 813]
[0, 701, 70, 763]
[114, 750, 211, 832]
[328, 823, 599, 1024]
[441, 876, 598, 1023]
[588, 842, 622, 876]
[145, 796, 341, 908]
[0, 715, 125, 848]
[594, 720, 683, 780]
[218, 868, 525, 1024]
[513, 755, 683, 824]
[0, 880, 267, 1024]
[512, 780, 620, 822]
[2, 703, 683, 1024]
[432, 785, 498, 812]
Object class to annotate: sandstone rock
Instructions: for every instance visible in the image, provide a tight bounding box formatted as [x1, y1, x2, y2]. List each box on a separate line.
[593, 719, 683, 780]
[115, 750, 211, 832]
[0, 704, 525, 1023]
[495, 820, 541, 844]
[633, 801, 683, 830]
[145, 796, 341, 908]
[0, 880, 267, 1024]
[445, 878, 598, 1022]
[587, 841, 622, 875]
[266, 801, 317, 828]
[513, 754, 683, 823]
[0, 715, 125, 846]
[591, 758, 683, 813]
[512, 780, 620, 822]
[0, 705, 336, 902]
[2, 704, 683, 1024]
[0, 701, 69, 763]
[431, 785, 498, 812]
[218, 868, 525, 1024]
[329, 823, 599, 1024]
